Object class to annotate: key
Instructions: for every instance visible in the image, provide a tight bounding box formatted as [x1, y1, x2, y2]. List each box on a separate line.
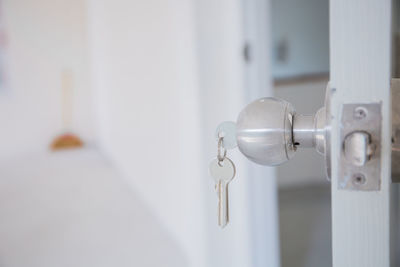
[209, 157, 236, 228]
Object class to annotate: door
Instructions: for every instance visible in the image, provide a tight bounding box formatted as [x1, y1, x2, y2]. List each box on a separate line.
[330, 1, 397, 266]
[243, 0, 398, 266]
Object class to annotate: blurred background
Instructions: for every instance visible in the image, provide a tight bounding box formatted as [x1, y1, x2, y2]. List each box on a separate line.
[0, 0, 379, 266]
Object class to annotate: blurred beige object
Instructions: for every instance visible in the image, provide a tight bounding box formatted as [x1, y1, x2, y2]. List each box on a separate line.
[51, 70, 83, 151]
[51, 133, 83, 150]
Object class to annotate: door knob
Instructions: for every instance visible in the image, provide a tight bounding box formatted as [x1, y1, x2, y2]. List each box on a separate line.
[214, 81, 400, 192]
[236, 94, 329, 166]
[214, 81, 400, 189]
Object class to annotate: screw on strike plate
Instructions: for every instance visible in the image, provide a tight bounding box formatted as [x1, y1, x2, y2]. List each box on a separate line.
[354, 107, 368, 120]
[352, 173, 366, 186]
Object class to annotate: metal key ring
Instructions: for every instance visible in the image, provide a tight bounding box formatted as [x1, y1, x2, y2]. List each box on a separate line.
[217, 137, 227, 164]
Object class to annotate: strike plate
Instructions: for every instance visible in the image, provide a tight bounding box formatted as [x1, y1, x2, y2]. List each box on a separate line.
[338, 103, 382, 191]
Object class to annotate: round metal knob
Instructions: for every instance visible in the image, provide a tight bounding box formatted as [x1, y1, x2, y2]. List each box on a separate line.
[236, 97, 327, 166]
[236, 97, 295, 166]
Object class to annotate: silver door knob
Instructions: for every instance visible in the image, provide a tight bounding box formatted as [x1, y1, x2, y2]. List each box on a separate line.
[214, 79, 400, 185]
[236, 94, 330, 166]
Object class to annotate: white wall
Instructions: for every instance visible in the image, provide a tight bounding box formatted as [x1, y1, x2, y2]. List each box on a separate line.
[195, 0, 255, 266]
[0, 0, 279, 266]
[87, 0, 277, 266]
[87, 1, 207, 266]
[0, 0, 94, 160]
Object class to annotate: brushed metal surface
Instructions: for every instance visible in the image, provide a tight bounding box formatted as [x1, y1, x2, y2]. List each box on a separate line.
[338, 103, 382, 191]
[236, 97, 295, 166]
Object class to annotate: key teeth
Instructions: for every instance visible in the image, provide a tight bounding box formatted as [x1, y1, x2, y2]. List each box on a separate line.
[209, 157, 235, 229]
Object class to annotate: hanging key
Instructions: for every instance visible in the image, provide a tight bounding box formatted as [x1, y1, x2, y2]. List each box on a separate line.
[209, 135, 236, 228]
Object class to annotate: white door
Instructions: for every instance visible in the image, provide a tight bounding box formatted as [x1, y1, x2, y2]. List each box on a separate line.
[329, 1, 396, 266]
[243, 0, 398, 266]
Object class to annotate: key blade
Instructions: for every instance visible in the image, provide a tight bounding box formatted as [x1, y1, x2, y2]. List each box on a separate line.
[209, 157, 235, 229]
[217, 180, 229, 228]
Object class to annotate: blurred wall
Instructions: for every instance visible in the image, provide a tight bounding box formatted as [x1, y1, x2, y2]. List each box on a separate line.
[87, 0, 261, 266]
[0, 0, 94, 160]
[196, 0, 261, 266]
[87, 1, 207, 266]
[0, 0, 278, 266]
[271, 0, 329, 79]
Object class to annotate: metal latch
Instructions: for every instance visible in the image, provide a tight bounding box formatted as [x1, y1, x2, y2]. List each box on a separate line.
[338, 103, 381, 191]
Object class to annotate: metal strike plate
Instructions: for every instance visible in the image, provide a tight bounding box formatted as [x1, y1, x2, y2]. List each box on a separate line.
[392, 79, 400, 183]
[338, 103, 382, 191]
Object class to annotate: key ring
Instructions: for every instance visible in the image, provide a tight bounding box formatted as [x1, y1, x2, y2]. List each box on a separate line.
[217, 136, 227, 165]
